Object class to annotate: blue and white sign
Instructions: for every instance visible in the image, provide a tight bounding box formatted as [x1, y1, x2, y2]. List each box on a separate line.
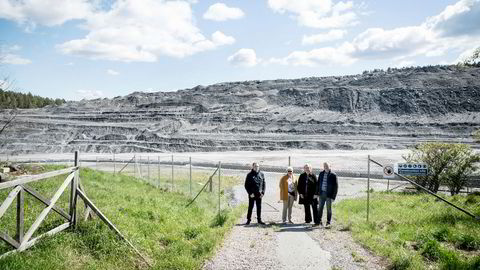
[395, 163, 428, 176]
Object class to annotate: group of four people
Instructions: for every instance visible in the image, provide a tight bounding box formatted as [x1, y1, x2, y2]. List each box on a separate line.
[245, 162, 338, 227]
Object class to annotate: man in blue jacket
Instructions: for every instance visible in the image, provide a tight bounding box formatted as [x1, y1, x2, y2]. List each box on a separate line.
[315, 162, 338, 227]
[244, 162, 266, 225]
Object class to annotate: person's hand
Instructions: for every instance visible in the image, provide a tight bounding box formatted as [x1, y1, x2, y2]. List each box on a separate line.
[299, 194, 304, 198]
[250, 194, 254, 198]
[260, 194, 264, 198]
[314, 195, 319, 199]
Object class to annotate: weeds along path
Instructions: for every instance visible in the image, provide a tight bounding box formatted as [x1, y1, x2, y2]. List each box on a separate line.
[203, 172, 387, 270]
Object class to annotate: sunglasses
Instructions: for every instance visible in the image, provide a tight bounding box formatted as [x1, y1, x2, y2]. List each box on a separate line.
[287, 171, 292, 173]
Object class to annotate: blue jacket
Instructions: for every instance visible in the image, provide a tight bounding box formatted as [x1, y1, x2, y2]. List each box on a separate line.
[316, 170, 338, 200]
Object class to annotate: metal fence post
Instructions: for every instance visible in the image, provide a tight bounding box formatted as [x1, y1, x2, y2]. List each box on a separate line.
[113, 152, 116, 175]
[171, 155, 174, 191]
[189, 157, 192, 197]
[158, 156, 160, 188]
[218, 161, 221, 215]
[134, 155, 137, 178]
[367, 155, 370, 222]
[288, 156, 291, 167]
[15, 188, 24, 243]
[147, 156, 150, 182]
[139, 155, 142, 179]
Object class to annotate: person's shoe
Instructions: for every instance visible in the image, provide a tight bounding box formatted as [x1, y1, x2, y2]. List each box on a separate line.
[325, 222, 331, 228]
[258, 220, 266, 225]
[245, 219, 251, 225]
[312, 223, 320, 227]
[288, 220, 294, 224]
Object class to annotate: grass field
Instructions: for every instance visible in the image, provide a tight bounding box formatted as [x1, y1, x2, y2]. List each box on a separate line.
[0, 165, 245, 270]
[336, 191, 480, 270]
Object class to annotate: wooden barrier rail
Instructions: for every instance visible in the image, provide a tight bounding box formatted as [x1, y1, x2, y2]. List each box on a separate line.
[0, 151, 150, 266]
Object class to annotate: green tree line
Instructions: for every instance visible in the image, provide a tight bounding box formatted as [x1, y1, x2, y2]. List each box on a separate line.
[0, 89, 65, 109]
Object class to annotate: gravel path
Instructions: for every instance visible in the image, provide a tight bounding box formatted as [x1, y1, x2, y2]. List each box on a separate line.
[203, 172, 389, 270]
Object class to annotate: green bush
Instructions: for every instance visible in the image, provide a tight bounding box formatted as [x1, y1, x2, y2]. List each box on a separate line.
[474, 130, 480, 143]
[388, 254, 411, 270]
[404, 143, 480, 194]
[455, 234, 479, 251]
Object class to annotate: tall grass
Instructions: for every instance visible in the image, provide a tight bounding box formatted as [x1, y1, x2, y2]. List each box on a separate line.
[336, 192, 480, 270]
[0, 167, 244, 269]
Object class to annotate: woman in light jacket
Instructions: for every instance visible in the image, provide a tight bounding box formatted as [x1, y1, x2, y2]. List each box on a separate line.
[279, 167, 297, 223]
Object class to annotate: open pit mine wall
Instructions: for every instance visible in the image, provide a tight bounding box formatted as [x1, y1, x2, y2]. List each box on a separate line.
[1, 65, 480, 154]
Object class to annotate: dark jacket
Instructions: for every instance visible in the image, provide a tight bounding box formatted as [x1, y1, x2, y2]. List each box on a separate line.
[316, 170, 338, 200]
[245, 170, 266, 197]
[297, 172, 317, 202]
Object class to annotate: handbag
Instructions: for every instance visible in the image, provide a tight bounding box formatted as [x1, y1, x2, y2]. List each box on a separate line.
[298, 196, 305, 205]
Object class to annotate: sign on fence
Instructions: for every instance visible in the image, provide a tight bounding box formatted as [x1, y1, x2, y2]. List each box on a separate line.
[396, 163, 428, 176]
[383, 164, 395, 179]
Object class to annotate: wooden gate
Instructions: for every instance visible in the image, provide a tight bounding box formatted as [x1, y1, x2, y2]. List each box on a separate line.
[0, 152, 82, 259]
[0, 152, 150, 265]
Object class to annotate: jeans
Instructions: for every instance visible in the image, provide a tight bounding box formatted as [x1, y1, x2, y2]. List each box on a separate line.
[318, 192, 332, 223]
[282, 195, 295, 222]
[247, 196, 262, 221]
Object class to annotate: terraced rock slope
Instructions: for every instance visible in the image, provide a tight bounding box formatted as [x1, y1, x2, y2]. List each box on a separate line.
[1, 65, 480, 154]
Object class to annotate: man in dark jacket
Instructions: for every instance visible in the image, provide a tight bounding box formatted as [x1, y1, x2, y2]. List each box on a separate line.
[315, 162, 338, 227]
[244, 162, 266, 225]
[297, 164, 319, 224]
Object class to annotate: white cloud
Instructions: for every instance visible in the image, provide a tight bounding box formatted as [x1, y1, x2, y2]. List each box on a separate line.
[350, 26, 434, 59]
[0, 0, 91, 30]
[203, 3, 245, 21]
[426, 0, 480, 37]
[269, 43, 356, 67]
[0, 53, 32, 65]
[394, 60, 415, 68]
[107, 69, 119, 76]
[228, 48, 259, 67]
[0, 44, 31, 65]
[212, 31, 236, 45]
[302, 29, 347, 45]
[55, 0, 236, 62]
[267, 0, 358, 28]
[76, 89, 105, 100]
[275, 0, 480, 67]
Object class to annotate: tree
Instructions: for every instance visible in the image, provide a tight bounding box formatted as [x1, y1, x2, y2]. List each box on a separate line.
[0, 109, 17, 136]
[403, 143, 480, 194]
[463, 47, 480, 66]
[474, 130, 480, 143]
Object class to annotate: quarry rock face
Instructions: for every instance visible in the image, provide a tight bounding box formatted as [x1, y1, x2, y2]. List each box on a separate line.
[1, 65, 480, 154]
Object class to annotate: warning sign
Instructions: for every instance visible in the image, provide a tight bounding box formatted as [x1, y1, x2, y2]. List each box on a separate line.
[396, 163, 428, 176]
[383, 164, 395, 179]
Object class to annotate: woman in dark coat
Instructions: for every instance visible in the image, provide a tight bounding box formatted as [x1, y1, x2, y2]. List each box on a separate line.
[296, 164, 319, 224]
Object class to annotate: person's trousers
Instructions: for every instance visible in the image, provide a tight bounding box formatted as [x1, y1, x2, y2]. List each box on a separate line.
[318, 192, 333, 223]
[304, 199, 319, 224]
[247, 196, 262, 221]
[282, 195, 295, 222]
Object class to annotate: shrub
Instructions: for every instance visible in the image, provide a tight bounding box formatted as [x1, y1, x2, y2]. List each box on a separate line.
[404, 143, 480, 194]
[432, 227, 450, 242]
[388, 254, 411, 270]
[210, 210, 229, 227]
[474, 130, 480, 143]
[455, 234, 479, 251]
[418, 235, 442, 261]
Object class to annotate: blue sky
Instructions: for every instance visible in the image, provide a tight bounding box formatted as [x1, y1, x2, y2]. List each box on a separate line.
[0, 0, 479, 100]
